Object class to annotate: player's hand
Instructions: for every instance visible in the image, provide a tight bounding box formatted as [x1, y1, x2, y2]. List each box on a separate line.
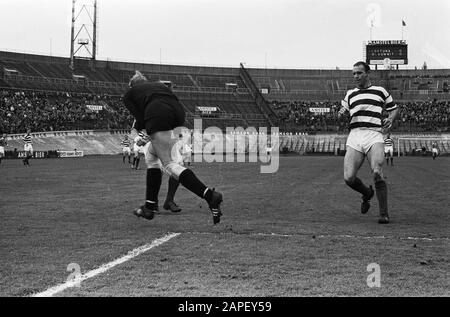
[136, 138, 148, 147]
[382, 118, 393, 130]
[338, 107, 347, 117]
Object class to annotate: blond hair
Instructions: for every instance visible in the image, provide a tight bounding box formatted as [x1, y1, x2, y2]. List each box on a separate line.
[129, 70, 148, 87]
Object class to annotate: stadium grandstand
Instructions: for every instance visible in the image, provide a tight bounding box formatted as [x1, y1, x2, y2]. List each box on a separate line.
[1, 50, 449, 156]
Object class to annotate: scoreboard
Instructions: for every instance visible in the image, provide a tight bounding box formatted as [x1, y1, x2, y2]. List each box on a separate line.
[365, 40, 408, 65]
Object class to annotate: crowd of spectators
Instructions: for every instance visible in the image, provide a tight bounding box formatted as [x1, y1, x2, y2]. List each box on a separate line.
[1, 88, 449, 134]
[272, 100, 450, 132]
[397, 101, 450, 131]
[0, 89, 133, 134]
[272, 101, 346, 132]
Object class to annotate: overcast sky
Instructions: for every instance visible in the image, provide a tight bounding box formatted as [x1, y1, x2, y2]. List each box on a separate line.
[1, 0, 449, 69]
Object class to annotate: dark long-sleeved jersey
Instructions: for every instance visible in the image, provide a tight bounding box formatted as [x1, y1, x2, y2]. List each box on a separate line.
[123, 82, 178, 130]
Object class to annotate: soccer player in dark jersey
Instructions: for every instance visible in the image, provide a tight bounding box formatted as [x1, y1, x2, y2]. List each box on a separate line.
[339, 62, 399, 224]
[384, 133, 394, 166]
[0, 133, 7, 166]
[121, 135, 132, 164]
[123, 71, 223, 224]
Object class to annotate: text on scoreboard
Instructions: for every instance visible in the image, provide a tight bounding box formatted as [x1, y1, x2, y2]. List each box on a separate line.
[365, 40, 408, 65]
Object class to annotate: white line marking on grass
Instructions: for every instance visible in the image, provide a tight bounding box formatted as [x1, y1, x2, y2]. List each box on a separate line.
[182, 231, 449, 241]
[32, 232, 180, 297]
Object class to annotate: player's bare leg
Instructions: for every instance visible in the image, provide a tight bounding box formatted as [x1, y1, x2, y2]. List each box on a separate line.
[367, 143, 389, 224]
[23, 152, 31, 166]
[150, 130, 222, 224]
[344, 146, 374, 214]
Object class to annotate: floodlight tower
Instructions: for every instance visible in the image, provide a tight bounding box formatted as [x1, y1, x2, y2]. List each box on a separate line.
[69, 0, 98, 69]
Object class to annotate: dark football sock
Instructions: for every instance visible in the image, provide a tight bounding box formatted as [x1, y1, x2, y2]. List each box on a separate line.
[390, 157, 394, 165]
[375, 179, 388, 217]
[178, 169, 209, 200]
[123, 155, 126, 163]
[166, 176, 180, 202]
[345, 177, 371, 197]
[132, 157, 136, 167]
[135, 157, 140, 169]
[145, 168, 162, 206]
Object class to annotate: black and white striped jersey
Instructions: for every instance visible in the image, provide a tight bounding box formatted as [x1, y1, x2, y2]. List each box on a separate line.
[121, 139, 131, 147]
[342, 85, 397, 131]
[23, 133, 32, 144]
[384, 138, 394, 147]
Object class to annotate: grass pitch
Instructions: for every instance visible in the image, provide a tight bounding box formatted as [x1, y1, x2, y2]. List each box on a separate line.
[0, 155, 448, 296]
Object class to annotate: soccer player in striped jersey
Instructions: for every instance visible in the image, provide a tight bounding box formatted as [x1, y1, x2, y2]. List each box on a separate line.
[132, 131, 146, 170]
[0, 133, 7, 166]
[121, 135, 132, 164]
[384, 133, 394, 166]
[339, 61, 399, 224]
[22, 129, 33, 166]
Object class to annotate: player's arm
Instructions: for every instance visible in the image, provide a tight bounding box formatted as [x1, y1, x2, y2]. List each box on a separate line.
[135, 132, 150, 147]
[338, 92, 350, 116]
[382, 91, 399, 130]
[123, 92, 145, 131]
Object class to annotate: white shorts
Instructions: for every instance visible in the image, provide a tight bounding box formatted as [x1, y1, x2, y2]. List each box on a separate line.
[346, 129, 384, 154]
[0, 146, 4, 156]
[122, 146, 131, 154]
[24, 144, 33, 153]
[432, 148, 439, 154]
[183, 154, 192, 163]
[133, 144, 144, 155]
[143, 141, 183, 170]
[384, 146, 394, 156]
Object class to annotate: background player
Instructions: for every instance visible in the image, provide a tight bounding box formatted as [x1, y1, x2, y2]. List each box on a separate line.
[22, 129, 33, 166]
[132, 130, 145, 170]
[431, 141, 439, 160]
[384, 133, 394, 166]
[0, 133, 7, 166]
[123, 71, 223, 224]
[180, 134, 192, 166]
[339, 61, 399, 224]
[120, 135, 132, 165]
